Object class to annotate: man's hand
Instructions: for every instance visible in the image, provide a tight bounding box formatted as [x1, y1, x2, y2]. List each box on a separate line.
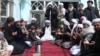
[90, 41, 95, 45]
[84, 39, 89, 45]
[84, 39, 95, 46]
[12, 31, 17, 36]
[57, 32, 63, 35]
[1, 50, 9, 56]
[66, 32, 71, 37]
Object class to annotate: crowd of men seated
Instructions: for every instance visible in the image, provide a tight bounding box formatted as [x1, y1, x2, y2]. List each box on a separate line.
[0, 0, 100, 56]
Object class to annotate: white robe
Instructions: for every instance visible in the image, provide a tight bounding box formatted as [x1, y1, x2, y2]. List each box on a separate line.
[61, 8, 66, 15]
[41, 26, 55, 41]
[58, 7, 66, 16]
[0, 39, 14, 52]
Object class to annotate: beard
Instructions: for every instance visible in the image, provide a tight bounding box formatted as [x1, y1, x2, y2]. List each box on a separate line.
[46, 25, 49, 27]
[68, 7, 74, 11]
[95, 28, 100, 34]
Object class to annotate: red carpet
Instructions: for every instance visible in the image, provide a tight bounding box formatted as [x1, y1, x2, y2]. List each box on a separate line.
[23, 46, 36, 56]
[22, 41, 71, 56]
[41, 41, 71, 56]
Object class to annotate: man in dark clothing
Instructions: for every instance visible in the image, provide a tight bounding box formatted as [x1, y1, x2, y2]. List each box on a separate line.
[45, 2, 58, 29]
[13, 20, 30, 48]
[77, 3, 85, 23]
[4, 17, 26, 54]
[84, 1, 100, 21]
[90, 18, 100, 56]
[27, 17, 38, 32]
[65, 3, 77, 21]
[81, 18, 100, 56]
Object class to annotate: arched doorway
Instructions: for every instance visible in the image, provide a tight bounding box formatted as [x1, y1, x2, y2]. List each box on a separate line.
[30, 0, 80, 27]
[31, 1, 58, 27]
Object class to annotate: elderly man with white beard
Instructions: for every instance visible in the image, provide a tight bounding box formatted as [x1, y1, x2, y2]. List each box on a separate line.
[58, 3, 66, 16]
[65, 3, 78, 22]
[89, 18, 100, 56]
[80, 20, 95, 56]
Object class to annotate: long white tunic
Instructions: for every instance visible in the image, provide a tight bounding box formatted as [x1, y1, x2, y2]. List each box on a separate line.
[0, 39, 14, 52]
[41, 27, 55, 41]
[58, 8, 66, 16]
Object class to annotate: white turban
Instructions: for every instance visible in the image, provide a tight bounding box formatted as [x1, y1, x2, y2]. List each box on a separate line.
[61, 18, 66, 22]
[81, 16, 87, 21]
[47, 2, 53, 6]
[31, 17, 37, 21]
[92, 18, 100, 23]
[64, 20, 70, 26]
[23, 19, 27, 21]
[0, 31, 4, 39]
[59, 3, 64, 5]
[45, 20, 51, 23]
[60, 18, 70, 25]
[77, 24, 83, 28]
[15, 19, 20, 22]
[82, 20, 92, 26]
[71, 19, 78, 24]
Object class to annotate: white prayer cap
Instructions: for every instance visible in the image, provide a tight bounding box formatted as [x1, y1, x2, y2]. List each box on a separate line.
[71, 19, 78, 24]
[81, 16, 87, 21]
[23, 19, 27, 21]
[15, 19, 20, 22]
[45, 20, 51, 23]
[59, 3, 64, 5]
[31, 17, 37, 21]
[92, 18, 100, 23]
[61, 18, 66, 22]
[64, 20, 70, 26]
[77, 24, 83, 28]
[0, 31, 4, 39]
[82, 20, 92, 26]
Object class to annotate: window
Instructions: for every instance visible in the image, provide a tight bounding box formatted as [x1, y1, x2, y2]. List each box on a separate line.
[1, 0, 7, 16]
[97, 0, 100, 11]
[1, 0, 8, 23]
[31, 1, 59, 27]
[46, 1, 58, 9]
[31, 1, 44, 10]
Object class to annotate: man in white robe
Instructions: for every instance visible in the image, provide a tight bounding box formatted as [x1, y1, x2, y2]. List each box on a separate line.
[41, 20, 55, 41]
[58, 3, 66, 16]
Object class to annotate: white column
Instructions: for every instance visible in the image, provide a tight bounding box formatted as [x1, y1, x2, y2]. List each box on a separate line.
[0, 0, 1, 21]
[13, 0, 21, 21]
[7, 1, 10, 17]
[44, 1, 46, 12]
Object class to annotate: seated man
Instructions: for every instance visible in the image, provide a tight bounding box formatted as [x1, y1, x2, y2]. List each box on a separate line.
[41, 20, 55, 41]
[0, 31, 14, 56]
